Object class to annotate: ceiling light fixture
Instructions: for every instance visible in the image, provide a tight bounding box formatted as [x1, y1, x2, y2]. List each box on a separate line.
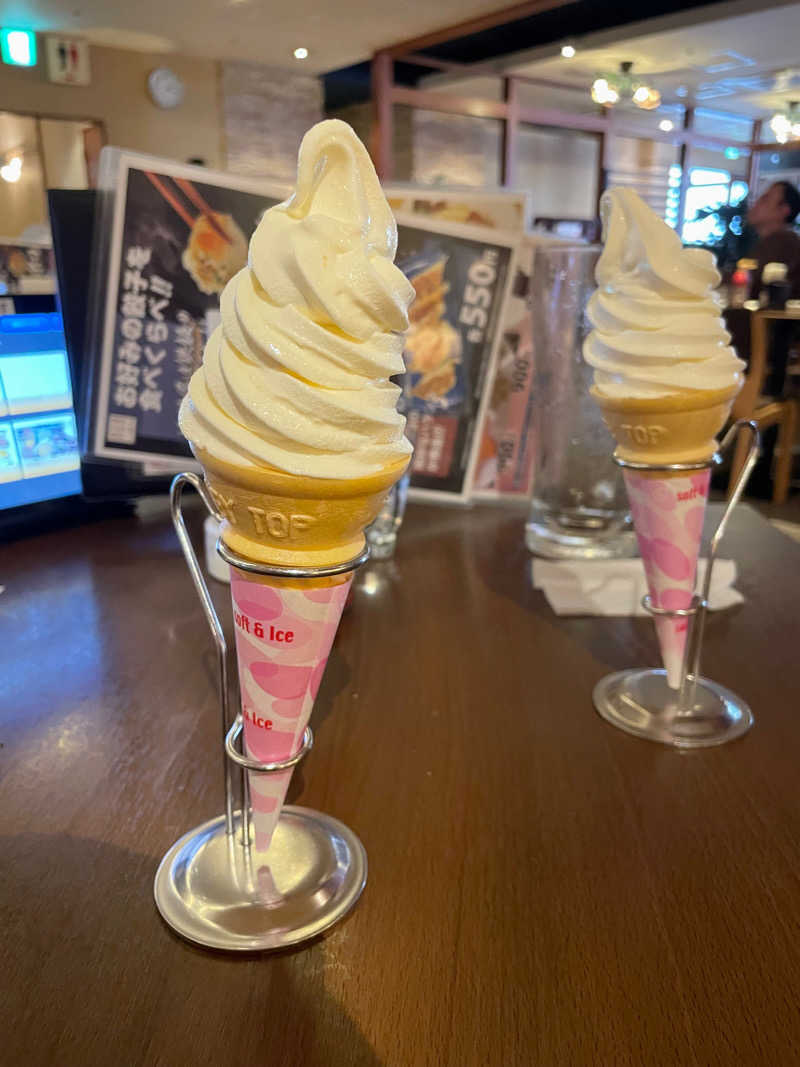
[561, 43, 576, 59]
[0, 153, 22, 183]
[769, 101, 800, 144]
[590, 62, 660, 110]
[590, 77, 618, 106]
[635, 86, 661, 110]
[659, 118, 674, 132]
[293, 46, 308, 60]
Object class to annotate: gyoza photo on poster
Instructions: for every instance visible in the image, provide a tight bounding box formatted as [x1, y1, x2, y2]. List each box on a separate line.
[395, 216, 516, 500]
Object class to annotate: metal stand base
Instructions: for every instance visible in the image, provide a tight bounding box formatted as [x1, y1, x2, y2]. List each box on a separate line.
[593, 669, 753, 749]
[154, 806, 367, 951]
[594, 421, 760, 750]
[162, 473, 373, 953]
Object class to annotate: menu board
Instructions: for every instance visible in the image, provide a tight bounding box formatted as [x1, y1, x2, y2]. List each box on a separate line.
[0, 418, 20, 481]
[12, 411, 79, 478]
[86, 150, 287, 464]
[390, 188, 549, 502]
[394, 216, 517, 501]
[0, 311, 82, 509]
[86, 162, 527, 493]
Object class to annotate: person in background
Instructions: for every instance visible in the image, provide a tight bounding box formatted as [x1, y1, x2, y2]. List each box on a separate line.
[748, 180, 800, 299]
[744, 181, 800, 397]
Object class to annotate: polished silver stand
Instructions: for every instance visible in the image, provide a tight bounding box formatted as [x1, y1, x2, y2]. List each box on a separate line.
[154, 472, 368, 951]
[593, 420, 760, 749]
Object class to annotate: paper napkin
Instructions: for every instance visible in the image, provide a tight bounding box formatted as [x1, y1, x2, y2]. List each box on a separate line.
[532, 558, 742, 617]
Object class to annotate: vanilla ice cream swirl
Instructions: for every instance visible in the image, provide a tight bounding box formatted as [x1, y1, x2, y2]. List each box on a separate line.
[179, 119, 414, 478]
[584, 187, 744, 398]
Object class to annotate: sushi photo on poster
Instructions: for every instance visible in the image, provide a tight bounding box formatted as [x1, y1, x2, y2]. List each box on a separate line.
[394, 215, 517, 502]
[86, 150, 287, 465]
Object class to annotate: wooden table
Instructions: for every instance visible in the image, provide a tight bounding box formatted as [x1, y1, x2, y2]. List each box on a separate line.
[3, 498, 800, 1066]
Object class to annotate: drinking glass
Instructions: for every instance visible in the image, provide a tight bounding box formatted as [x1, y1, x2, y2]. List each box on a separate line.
[526, 245, 636, 559]
[365, 471, 410, 560]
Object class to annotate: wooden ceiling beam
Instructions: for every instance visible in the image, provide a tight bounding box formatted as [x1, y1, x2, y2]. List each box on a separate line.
[382, 0, 575, 59]
[402, 53, 471, 73]
[752, 138, 800, 152]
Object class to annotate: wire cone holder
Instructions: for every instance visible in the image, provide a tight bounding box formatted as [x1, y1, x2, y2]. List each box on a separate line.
[154, 472, 368, 951]
[593, 419, 761, 748]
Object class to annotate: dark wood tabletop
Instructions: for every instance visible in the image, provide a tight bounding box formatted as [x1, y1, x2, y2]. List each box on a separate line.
[3, 497, 800, 1066]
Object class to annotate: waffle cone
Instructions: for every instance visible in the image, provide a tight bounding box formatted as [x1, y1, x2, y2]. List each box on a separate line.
[195, 446, 409, 567]
[591, 386, 739, 467]
[591, 386, 739, 686]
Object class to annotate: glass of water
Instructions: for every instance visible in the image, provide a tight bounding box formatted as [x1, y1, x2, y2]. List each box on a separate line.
[365, 470, 410, 560]
[525, 245, 635, 560]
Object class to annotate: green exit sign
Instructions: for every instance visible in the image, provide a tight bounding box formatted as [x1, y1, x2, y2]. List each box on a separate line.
[1, 29, 37, 67]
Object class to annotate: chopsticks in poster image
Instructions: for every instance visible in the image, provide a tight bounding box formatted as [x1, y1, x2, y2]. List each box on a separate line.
[143, 171, 233, 245]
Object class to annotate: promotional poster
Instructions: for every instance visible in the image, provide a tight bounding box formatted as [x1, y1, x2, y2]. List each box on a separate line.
[88, 151, 286, 464]
[471, 239, 539, 501]
[394, 215, 516, 501]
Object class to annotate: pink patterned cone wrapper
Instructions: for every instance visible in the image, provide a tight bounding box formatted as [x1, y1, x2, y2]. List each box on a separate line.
[229, 568, 352, 852]
[623, 468, 710, 688]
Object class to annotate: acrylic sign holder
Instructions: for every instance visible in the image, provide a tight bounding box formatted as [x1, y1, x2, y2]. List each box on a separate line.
[154, 472, 368, 951]
[593, 420, 760, 749]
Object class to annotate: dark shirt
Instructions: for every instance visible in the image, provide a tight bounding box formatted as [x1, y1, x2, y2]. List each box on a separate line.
[747, 228, 800, 396]
[750, 228, 800, 298]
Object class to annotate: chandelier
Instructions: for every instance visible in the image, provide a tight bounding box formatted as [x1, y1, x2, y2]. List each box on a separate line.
[769, 101, 800, 144]
[591, 61, 661, 110]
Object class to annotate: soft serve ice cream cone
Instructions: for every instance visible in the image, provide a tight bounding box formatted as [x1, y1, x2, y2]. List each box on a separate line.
[584, 188, 744, 687]
[179, 119, 414, 849]
[180, 119, 413, 568]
